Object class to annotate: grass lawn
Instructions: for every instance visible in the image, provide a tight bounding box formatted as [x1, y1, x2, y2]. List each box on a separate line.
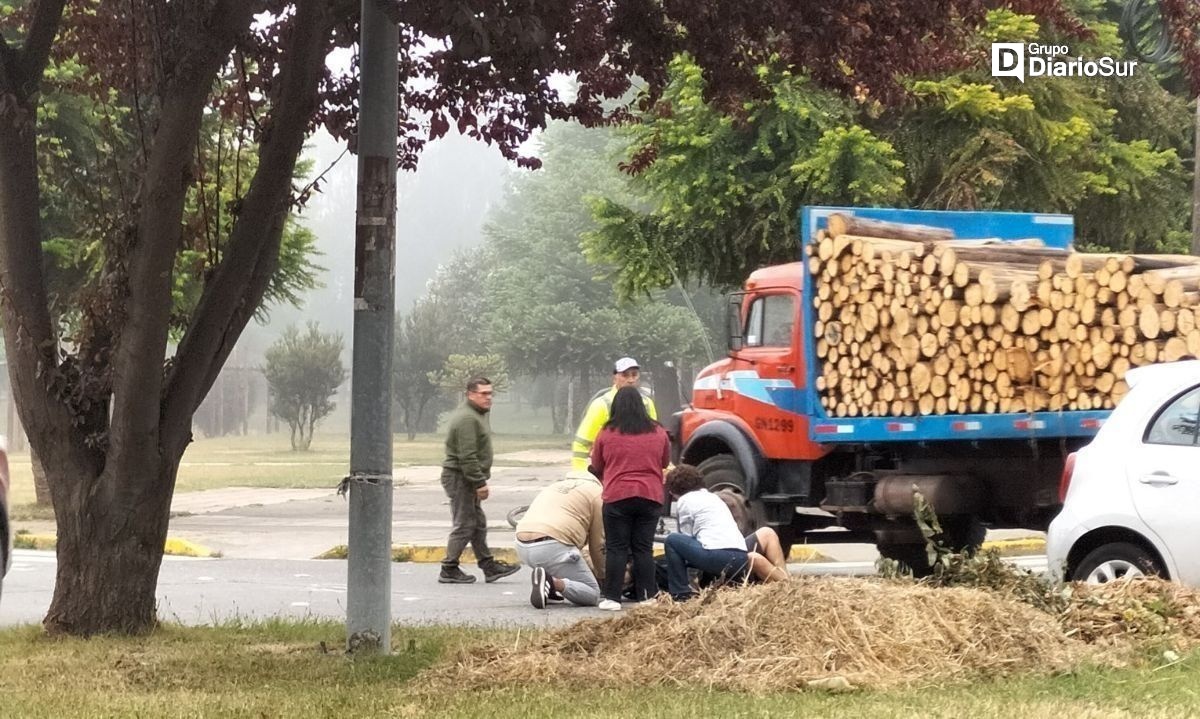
[5, 408, 569, 510]
[0, 621, 1196, 718]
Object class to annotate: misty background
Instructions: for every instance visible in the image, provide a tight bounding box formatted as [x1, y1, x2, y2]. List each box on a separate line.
[204, 129, 509, 437]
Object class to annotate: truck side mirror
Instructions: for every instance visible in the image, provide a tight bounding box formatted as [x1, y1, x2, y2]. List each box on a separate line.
[727, 292, 745, 353]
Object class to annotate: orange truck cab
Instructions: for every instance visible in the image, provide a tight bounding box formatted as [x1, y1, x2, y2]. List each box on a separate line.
[664, 206, 1107, 570]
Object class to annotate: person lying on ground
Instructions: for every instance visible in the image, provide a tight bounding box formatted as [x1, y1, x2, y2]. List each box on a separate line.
[715, 488, 789, 584]
[663, 464, 751, 601]
[515, 472, 606, 609]
[744, 526, 789, 583]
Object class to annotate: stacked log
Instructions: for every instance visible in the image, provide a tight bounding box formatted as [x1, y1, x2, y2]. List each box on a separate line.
[807, 213, 1200, 418]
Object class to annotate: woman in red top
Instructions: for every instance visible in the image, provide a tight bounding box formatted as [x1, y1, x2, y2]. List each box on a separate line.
[589, 386, 671, 610]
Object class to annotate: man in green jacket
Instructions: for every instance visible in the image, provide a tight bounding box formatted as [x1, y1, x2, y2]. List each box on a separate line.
[439, 376, 521, 584]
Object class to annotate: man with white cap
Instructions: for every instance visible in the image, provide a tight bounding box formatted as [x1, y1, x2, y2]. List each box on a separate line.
[571, 357, 658, 473]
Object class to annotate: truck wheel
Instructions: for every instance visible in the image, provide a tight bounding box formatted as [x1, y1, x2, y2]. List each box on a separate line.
[697, 454, 746, 494]
[877, 543, 935, 576]
[1072, 542, 1163, 584]
[877, 517, 985, 577]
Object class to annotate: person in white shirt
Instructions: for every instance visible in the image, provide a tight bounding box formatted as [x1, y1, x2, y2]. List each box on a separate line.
[663, 464, 751, 601]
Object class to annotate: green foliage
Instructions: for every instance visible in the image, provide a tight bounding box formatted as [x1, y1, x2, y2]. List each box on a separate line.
[482, 120, 715, 385]
[30, 47, 323, 342]
[262, 323, 347, 451]
[590, 12, 1194, 295]
[432, 354, 510, 394]
[585, 56, 904, 293]
[392, 250, 496, 439]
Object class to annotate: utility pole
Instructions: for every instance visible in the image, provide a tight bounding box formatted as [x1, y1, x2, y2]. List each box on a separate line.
[346, 0, 398, 655]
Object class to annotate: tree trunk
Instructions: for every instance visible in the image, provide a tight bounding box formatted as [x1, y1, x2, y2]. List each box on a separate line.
[549, 374, 564, 434]
[42, 449, 177, 636]
[31, 446, 53, 507]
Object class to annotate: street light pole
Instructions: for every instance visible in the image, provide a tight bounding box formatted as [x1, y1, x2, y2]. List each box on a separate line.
[346, 0, 398, 654]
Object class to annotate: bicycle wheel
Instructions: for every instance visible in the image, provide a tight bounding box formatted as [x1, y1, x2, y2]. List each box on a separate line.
[506, 505, 529, 529]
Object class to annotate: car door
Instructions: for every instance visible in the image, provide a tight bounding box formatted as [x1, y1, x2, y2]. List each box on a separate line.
[1128, 384, 1200, 584]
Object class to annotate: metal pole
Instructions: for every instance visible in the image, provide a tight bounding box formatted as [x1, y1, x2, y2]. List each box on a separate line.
[347, 0, 397, 655]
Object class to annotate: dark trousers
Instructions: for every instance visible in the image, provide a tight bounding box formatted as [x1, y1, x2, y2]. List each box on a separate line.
[603, 497, 661, 601]
[664, 533, 749, 600]
[441, 469, 491, 567]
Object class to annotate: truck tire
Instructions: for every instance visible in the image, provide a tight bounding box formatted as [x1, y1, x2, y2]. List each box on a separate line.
[877, 517, 985, 577]
[697, 454, 746, 495]
[1072, 542, 1163, 584]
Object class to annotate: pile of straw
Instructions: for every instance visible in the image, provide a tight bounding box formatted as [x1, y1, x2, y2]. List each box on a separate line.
[1061, 578, 1200, 646]
[442, 578, 1089, 692]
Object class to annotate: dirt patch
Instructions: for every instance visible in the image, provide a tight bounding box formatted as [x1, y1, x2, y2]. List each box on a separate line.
[436, 575, 1200, 693]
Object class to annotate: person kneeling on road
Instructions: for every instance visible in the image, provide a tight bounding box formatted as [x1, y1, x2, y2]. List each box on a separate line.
[515, 472, 607, 609]
[663, 465, 751, 601]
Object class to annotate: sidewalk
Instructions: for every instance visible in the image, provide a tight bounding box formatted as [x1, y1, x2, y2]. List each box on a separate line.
[13, 464, 1046, 563]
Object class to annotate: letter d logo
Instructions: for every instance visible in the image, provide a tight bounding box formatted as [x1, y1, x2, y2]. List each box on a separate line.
[991, 43, 1025, 82]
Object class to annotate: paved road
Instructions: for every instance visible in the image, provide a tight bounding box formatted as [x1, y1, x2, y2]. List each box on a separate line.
[0, 549, 1050, 629]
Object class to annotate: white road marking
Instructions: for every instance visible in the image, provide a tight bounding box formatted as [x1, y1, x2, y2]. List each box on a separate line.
[290, 602, 310, 608]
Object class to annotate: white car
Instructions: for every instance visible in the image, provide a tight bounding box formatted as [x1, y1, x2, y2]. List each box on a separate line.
[1047, 360, 1200, 585]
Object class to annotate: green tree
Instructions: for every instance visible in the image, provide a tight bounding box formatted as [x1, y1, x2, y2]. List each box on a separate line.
[587, 10, 1193, 295]
[585, 57, 905, 295]
[263, 323, 347, 451]
[433, 354, 510, 395]
[393, 249, 495, 439]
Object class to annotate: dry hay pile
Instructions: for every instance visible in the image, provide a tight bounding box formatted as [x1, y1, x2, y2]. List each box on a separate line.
[1060, 578, 1200, 647]
[440, 577, 1088, 692]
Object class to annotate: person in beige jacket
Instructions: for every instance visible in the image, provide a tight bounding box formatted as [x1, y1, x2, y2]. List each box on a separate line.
[515, 473, 606, 608]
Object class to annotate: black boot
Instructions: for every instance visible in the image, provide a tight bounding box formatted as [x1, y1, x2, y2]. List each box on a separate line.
[438, 564, 477, 584]
[480, 558, 520, 583]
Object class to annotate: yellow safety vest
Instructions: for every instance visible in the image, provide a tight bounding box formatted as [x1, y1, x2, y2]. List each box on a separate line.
[571, 387, 658, 472]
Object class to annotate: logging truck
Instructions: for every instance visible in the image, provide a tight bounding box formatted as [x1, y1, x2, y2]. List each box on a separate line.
[666, 206, 1200, 571]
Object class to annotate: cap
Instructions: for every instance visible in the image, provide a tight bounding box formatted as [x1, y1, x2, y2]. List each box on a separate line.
[613, 357, 640, 373]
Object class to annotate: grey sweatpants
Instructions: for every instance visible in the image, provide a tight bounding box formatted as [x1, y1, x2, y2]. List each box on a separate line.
[515, 539, 601, 606]
[441, 469, 491, 567]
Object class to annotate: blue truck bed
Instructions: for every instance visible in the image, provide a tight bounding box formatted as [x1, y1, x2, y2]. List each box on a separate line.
[798, 206, 1110, 443]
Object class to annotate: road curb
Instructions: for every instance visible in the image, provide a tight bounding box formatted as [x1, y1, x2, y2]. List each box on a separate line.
[787, 546, 833, 563]
[12, 532, 221, 558]
[980, 537, 1046, 556]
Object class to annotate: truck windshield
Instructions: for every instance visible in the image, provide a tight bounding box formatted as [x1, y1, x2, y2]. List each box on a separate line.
[744, 294, 795, 348]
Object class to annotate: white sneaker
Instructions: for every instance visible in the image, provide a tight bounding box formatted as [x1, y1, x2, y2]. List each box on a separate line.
[597, 599, 622, 611]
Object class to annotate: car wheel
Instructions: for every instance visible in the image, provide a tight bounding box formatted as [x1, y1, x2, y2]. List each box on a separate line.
[1072, 541, 1164, 584]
